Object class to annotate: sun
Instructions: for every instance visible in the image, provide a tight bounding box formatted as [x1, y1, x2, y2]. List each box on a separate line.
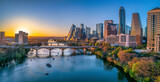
[16, 26, 30, 34]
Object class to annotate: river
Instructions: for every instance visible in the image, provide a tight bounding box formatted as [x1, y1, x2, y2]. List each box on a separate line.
[0, 55, 135, 82]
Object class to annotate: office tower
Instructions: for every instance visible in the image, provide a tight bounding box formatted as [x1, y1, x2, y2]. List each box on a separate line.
[131, 13, 142, 45]
[15, 31, 28, 44]
[92, 30, 97, 37]
[96, 23, 103, 38]
[0, 32, 5, 45]
[147, 7, 160, 51]
[86, 27, 91, 39]
[104, 20, 117, 38]
[73, 27, 81, 40]
[80, 24, 86, 39]
[116, 24, 130, 35]
[125, 25, 131, 34]
[119, 6, 125, 34]
[67, 24, 76, 40]
[144, 26, 147, 37]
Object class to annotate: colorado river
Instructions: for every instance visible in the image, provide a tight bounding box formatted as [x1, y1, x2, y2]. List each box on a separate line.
[0, 55, 135, 82]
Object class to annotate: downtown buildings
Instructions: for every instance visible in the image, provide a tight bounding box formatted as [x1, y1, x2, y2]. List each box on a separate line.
[130, 13, 143, 45]
[15, 31, 28, 44]
[147, 7, 160, 51]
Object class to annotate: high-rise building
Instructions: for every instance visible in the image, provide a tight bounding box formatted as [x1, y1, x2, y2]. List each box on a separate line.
[0, 32, 5, 45]
[119, 6, 125, 34]
[147, 7, 160, 51]
[73, 27, 81, 40]
[15, 31, 28, 44]
[104, 20, 117, 38]
[144, 26, 147, 37]
[67, 24, 76, 40]
[116, 24, 131, 35]
[92, 30, 97, 37]
[80, 24, 86, 39]
[86, 27, 91, 39]
[131, 13, 142, 45]
[96, 23, 103, 38]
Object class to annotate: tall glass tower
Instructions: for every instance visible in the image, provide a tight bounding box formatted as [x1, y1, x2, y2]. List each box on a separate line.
[131, 13, 142, 45]
[96, 23, 103, 38]
[119, 6, 125, 34]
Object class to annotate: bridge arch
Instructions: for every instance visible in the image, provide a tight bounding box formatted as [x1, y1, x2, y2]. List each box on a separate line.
[51, 48, 62, 56]
[37, 48, 49, 57]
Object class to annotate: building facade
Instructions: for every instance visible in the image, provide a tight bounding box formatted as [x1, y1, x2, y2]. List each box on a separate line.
[155, 34, 160, 52]
[92, 30, 97, 38]
[96, 23, 103, 38]
[131, 13, 142, 45]
[147, 7, 160, 51]
[0, 32, 5, 45]
[15, 31, 28, 44]
[119, 6, 125, 34]
[86, 27, 91, 39]
[66, 24, 76, 41]
[104, 20, 117, 38]
[105, 34, 137, 47]
[80, 24, 86, 40]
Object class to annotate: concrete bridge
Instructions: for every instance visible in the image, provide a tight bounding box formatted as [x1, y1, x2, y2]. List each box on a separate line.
[0, 45, 97, 57]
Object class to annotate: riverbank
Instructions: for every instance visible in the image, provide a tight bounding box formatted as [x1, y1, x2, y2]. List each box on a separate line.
[94, 44, 160, 82]
[0, 47, 29, 68]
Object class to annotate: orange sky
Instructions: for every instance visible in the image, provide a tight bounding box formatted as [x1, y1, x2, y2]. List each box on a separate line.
[1, 17, 68, 37]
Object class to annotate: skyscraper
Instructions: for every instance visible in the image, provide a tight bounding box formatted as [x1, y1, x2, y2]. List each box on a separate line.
[131, 13, 142, 45]
[96, 23, 103, 38]
[119, 6, 125, 34]
[15, 31, 28, 44]
[0, 32, 5, 45]
[92, 30, 97, 37]
[147, 7, 160, 51]
[67, 24, 76, 40]
[104, 20, 117, 38]
[86, 27, 91, 39]
[73, 27, 81, 40]
[116, 25, 131, 35]
[80, 24, 86, 39]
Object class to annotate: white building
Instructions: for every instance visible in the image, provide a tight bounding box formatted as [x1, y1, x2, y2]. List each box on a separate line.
[105, 34, 137, 47]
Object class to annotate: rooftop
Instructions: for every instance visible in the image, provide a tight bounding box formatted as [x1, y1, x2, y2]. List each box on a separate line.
[148, 7, 160, 13]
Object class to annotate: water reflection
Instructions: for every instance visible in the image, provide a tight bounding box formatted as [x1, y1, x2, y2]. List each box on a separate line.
[0, 55, 136, 82]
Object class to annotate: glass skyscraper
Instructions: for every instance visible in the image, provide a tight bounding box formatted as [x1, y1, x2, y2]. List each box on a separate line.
[119, 6, 125, 34]
[96, 23, 103, 38]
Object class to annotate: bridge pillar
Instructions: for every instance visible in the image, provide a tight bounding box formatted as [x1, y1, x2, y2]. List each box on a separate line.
[61, 48, 64, 56]
[72, 48, 76, 55]
[36, 48, 38, 57]
[49, 48, 52, 57]
[83, 48, 86, 54]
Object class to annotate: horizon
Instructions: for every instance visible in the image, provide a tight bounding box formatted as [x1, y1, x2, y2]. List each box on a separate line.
[0, 0, 160, 36]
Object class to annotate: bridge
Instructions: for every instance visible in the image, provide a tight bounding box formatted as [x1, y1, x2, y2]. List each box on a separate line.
[0, 45, 97, 57]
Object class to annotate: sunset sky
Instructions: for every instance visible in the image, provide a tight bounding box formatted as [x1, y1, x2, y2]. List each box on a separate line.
[0, 0, 160, 37]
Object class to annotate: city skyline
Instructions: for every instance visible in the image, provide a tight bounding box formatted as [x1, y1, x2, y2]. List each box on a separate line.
[0, 0, 160, 36]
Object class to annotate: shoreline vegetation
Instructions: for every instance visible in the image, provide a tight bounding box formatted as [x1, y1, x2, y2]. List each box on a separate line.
[0, 46, 29, 68]
[92, 42, 160, 82]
